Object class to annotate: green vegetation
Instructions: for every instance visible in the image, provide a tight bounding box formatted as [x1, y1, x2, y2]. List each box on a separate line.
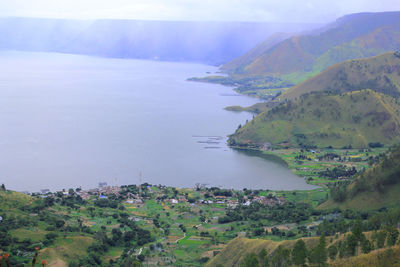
[230, 89, 400, 148]
[1, 144, 400, 266]
[188, 75, 287, 99]
[283, 52, 400, 100]
[323, 144, 400, 210]
[0, 183, 322, 266]
[215, 12, 400, 99]
[207, 144, 400, 267]
[224, 102, 273, 114]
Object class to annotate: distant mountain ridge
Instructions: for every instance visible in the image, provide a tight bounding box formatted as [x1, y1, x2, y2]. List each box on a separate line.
[229, 53, 400, 149]
[0, 17, 319, 65]
[222, 11, 400, 82]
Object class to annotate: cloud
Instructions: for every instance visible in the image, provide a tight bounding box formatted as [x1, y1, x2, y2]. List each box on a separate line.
[0, 0, 399, 23]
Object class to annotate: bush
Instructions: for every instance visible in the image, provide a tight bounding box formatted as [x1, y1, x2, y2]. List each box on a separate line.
[369, 142, 384, 148]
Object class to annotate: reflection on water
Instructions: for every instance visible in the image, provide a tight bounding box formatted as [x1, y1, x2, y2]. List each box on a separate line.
[232, 148, 288, 167]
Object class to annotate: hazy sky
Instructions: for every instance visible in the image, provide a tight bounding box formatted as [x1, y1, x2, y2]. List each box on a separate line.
[0, 0, 399, 23]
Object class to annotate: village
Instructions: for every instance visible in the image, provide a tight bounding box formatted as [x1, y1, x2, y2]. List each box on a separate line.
[35, 181, 286, 210]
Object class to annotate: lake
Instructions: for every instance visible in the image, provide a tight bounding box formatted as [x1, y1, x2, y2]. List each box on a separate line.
[0, 52, 314, 191]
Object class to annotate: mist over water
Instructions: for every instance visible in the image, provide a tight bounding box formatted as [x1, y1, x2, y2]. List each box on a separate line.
[0, 18, 322, 65]
[0, 52, 315, 192]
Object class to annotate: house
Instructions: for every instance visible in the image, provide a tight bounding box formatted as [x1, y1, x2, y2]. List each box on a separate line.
[178, 197, 187, 202]
[171, 199, 178, 204]
[40, 189, 50, 194]
[98, 182, 107, 188]
[243, 200, 251, 206]
[262, 142, 271, 150]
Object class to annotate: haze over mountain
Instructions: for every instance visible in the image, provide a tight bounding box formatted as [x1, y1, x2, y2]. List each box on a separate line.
[222, 11, 400, 84]
[0, 17, 320, 65]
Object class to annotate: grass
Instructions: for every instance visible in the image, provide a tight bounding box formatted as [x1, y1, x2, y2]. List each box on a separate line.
[231, 89, 400, 149]
[329, 245, 400, 267]
[10, 228, 48, 243]
[39, 236, 93, 266]
[0, 190, 32, 211]
[320, 183, 400, 211]
[206, 236, 319, 267]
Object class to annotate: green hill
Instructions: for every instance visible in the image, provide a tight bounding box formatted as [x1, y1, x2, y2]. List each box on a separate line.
[207, 236, 400, 267]
[222, 12, 400, 90]
[206, 236, 319, 267]
[221, 32, 292, 73]
[322, 145, 400, 210]
[283, 52, 400, 100]
[229, 89, 400, 148]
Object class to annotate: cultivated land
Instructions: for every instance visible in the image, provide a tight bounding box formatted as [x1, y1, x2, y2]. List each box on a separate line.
[3, 10, 400, 267]
[1, 145, 400, 266]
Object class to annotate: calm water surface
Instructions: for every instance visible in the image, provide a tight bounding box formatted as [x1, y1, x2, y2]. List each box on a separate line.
[0, 52, 314, 191]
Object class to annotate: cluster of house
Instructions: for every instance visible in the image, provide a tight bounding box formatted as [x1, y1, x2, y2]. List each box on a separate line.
[33, 182, 286, 210]
[252, 195, 285, 206]
[79, 183, 122, 200]
[34, 182, 122, 200]
[155, 194, 285, 209]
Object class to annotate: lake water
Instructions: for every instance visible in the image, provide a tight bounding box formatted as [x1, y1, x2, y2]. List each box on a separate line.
[0, 52, 314, 192]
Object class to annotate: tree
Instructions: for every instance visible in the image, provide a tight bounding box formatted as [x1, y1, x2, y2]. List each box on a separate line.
[346, 234, 358, 256]
[55, 220, 65, 228]
[292, 239, 307, 266]
[310, 235, 327, 266]
[328, 245, 338, 260]
[111, 228, 123, 243]
[373, 230, 387, 249]
[352, 220, 363, 242]
[1, 184, 5, 190]
[361, 237, 374, 254]
[241, 252, 260, 267]
[271, 245, 290, 267]
[258, 248, 269, 267]
[387, 227, 399, 246]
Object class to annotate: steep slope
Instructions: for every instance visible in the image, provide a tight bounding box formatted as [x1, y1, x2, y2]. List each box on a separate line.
[224, 12, 400, 81]
[329, 246, 400, 267]
[283, 52, 400, 100]
[221, 32, 292, 72]
[322, 145, 400, 210]
[206, 236, 319, 267]
[229, 90, 400, 148]
[207, 236, 400, 267]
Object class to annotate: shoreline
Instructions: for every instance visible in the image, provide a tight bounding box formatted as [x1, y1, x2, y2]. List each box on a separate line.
[228, 145, 387, 188]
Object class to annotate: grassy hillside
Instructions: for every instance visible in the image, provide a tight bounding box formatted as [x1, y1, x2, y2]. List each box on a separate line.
[207, 236, 400, 267]
[207, 12, 400, 98]
[322, 145, 400, 210]
[284, 52, 400, 100]
[226, 12, 400, 77]
[206, 236, 319, 267]
[330, 246, 400, 267]
[221, 32, 292, 73]
[230, 89, 400, 148]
